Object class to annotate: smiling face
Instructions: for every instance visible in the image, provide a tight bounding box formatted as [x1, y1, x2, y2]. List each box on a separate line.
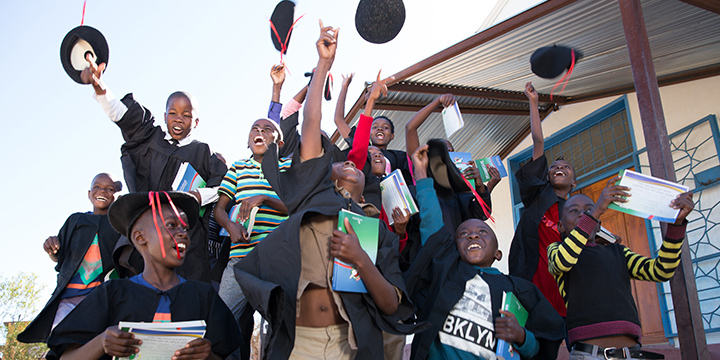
[247, 119, 282, 157]
[548, 159, 576, 190]
[88, 174, 119, 214]
[164, 93, 198, 141]
[558, 194, 596, 243]
[370, 118, 394, 148]
[132, 205, 190, 269]
[331, 160, 365, 201]
[368, 146, 387, 177]
[455, 219, 501, 267]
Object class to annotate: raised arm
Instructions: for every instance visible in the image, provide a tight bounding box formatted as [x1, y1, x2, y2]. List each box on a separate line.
[346, 71, 389, 170]
[300, 20, 338, 160]
[268, 64, 286, 123]
[405, 93, 455, 156]
[525, 82, 543, 160]
[411, 145, 444, 245]
[333, 73, 354, 139]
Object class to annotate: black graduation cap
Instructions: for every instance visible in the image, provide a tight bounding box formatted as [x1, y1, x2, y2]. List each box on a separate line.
[304, 69, 333, 101]
[270, 0, 296, 55]
[530, 45, 583, 79]
[355, 0, 406, 44]
[60, 25, 109, 84]
[108, 191, 199, 239]
[426, 139, 471, 194]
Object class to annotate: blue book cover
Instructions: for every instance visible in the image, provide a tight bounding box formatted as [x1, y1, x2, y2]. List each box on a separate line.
[332, 209, 379, 293]
[171, 162, 206, 192]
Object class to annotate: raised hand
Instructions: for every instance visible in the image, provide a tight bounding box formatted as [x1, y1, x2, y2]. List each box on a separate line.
[316, 20, 339, 64]
[671, 191, 694, 225]
[524, 81, 538, 104]
[80, 54, 106, 94]
[590, 176, 630, 219]
[439, 93, 456, 108]
[270, 63, 286, 86]
[411, 144, 430, 180]
[487, 165, 502, 193]
[341, 73, 354, 89]
[365, 70, 391, 104]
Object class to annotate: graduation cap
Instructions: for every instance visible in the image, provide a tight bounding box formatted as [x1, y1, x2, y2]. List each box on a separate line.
[530, 45, 582, 100]
[60, 25, 109, 84]
[304, 69, 333, 101]
[426, 139, 493, 221]
[270, 1, 298, 56]
[108, 191, 199, 240]
[530, 45, 582, 79]
[355, 0, 406, 44]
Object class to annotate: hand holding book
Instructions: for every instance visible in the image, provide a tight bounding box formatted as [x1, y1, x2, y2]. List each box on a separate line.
[331, 217, 369, 267]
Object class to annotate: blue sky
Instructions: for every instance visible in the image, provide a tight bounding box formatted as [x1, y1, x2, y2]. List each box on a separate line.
[0, 0, 542, 307]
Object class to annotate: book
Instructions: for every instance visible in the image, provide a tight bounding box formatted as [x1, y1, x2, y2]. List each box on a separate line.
[442, 102, 464, 138]
[114, 320, 206, 360]
[597, 225, 617, 244]
[332, 209, 380, 293]
[496, 292, 528, 360]
[379, 169, 419, 225]
[474, 156, 508, 182]
[607, 169, 690, 223]
[219, 204, 260, 237]
[172, 162, 206, 192]
[449, 152, 473, 173]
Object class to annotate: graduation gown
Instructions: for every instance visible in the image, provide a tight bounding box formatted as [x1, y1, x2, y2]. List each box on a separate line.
[46, 279, 241, 360]
[234, 138, 425, 360]
[403, 225, 566, 360]
[508, 155, 566, 281]
[18, 213, 120, 343]
[112, 94, 228, 282]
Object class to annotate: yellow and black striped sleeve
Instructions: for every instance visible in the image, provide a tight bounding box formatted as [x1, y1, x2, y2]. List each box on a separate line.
[623, 222, 686, 282]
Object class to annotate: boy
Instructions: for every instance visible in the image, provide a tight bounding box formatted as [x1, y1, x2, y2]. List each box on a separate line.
[18, 173, 122, 344]
[509, 82, 573, 320]
[404, 145, 565, 360]
[46, 191, 241, 360]
[213, 117, 290, 359]
[80, 58, 227, 282]
[548, 177, 693, 359]
[234, 21, 418, 359]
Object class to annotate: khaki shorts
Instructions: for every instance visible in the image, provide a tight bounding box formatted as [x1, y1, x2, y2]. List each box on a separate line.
[290, 324, 356, 360]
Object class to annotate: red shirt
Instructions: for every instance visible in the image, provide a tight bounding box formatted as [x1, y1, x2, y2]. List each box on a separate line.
[532, 203, 567, 317]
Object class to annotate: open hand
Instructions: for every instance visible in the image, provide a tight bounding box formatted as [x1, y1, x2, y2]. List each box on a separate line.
[590, 176, 630, 219]
[172, 338, 213, 360]
[487, 165, 502, 192]
[316, 20, 339, 63]
[495, 310, 526, 345]
[671, 191, 694, 225]
[341, 73, 354, 89]
[100, 326, 141, 358]
[271, 63, 286, 86]
[365, 70, 393, 104]
[331, 218, 369, 266]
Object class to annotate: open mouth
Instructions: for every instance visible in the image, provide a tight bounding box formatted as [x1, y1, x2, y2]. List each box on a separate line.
[95, 196, 108, 202]
[172, 125, 184, 135]
[375, 132, 385, 140]
[253, 135, 266, 146]
[553, 170, 566, 177]
[173, 242, 188, 255]
[467, 242, 483, 251]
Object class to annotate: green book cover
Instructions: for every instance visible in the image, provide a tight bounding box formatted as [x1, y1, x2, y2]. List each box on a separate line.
[496, 291, 528, 360]
[332, 209, 379, 293]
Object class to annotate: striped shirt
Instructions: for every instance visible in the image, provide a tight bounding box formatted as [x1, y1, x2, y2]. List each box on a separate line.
[548, 213, 685, 305]
[218, 157, 292, 258]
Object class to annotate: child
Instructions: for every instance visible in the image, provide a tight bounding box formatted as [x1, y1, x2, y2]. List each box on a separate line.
[404, 145, 565, 360]
[46, 191, 241, 360]
[548, 177, 693, 359]
[80, 58, 228, 282]
[508, 82, 574, 320]
[18, 173, 122, 344]
[213, 117, 291, 359]
[234, 21, 418, 359]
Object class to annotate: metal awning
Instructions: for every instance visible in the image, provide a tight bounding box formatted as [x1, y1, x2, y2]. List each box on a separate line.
[334, 0, 720, 159]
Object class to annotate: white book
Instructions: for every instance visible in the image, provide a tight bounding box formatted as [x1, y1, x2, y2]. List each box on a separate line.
[380, 170, 419, 225]
[114, 320, 206, 360]
[442, 102, 464, 138]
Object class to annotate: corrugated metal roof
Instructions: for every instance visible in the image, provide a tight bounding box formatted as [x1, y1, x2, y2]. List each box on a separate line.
[335, 0, 720, 161]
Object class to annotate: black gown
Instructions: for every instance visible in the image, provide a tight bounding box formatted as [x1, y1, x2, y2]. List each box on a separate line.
[46, 279, 241, 360]
[112, 94, 228, 282]
[18, 213, 120, 343]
